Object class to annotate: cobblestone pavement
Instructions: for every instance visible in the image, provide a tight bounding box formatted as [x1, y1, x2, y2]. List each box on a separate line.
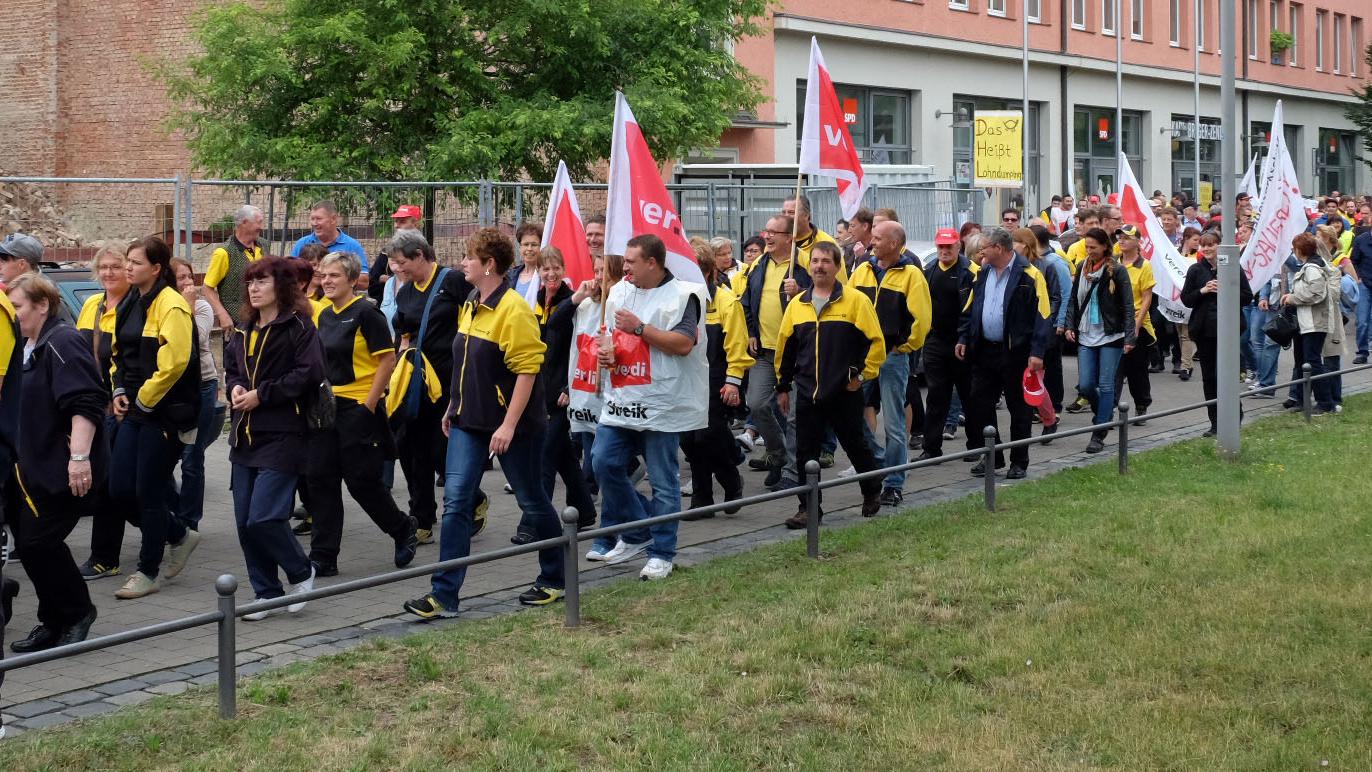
[2, 358, 1363, 735]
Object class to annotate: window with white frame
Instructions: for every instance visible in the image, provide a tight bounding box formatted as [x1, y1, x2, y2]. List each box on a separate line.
[1354, 19, 1363, 76]
[989, 0, 1007, 16]
[1247, 0, 1258, 58]
[949, 0, 970, 10]
[1197, 0, 1207, 51]
[1103, 0, 1116, 34]
[1269, 0, 1280, 62]
[1315, 10, 1326, 70]
[1131, 0, 1144, 38]
[1170, 0, 1182, 44]
[1334, 14, 1344, 73]
[1028, 0, 1042, 23]
[1073, 0, 1087, 29]
[1289, 4, 1300, 65]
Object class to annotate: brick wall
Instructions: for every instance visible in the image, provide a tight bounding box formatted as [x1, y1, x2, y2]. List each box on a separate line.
[0, 0, 59, 176]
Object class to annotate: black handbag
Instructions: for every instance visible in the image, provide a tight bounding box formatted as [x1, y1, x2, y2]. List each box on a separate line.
[1263, 306, 1299, 348]
[305, 379, 337, 430]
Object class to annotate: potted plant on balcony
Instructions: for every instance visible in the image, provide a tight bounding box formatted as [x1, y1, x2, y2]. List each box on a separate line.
[1270, 30, 1294, 64]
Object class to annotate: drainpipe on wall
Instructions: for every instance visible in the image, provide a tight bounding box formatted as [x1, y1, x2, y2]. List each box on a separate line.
[1059, 0, 1072, 193]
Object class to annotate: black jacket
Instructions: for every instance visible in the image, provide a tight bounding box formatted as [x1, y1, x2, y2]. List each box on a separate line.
[1065, 262, 1137, 348]
[739, 254, 813, 343]
[539, 283, 576, 412]
[112, 279, 201, 431]
[17, 317, 109, 498]
[957, 256, 1054, 359]
[225, 310, 326, 451]
[1180, 258, 1254, 340]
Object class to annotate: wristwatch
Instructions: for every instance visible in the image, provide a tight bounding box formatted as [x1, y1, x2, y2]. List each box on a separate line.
[70, 454, 90, 462]
[855, 373, 866, 384]
[632, 323, 646, 336]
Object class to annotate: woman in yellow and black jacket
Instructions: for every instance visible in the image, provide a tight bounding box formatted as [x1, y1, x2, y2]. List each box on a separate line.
[682, 239, 754, 517]
[403, 228, 564, 620]
[107, 236, 203, 600]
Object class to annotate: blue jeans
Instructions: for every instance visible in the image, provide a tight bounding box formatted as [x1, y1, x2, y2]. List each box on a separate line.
[231, 464, 312, 599]
[1076, 344, 1125, 427]
[431, 427, 563, 608]
[591, 425, 681, 562]
[861, 351, 910, 491]
[176, 379, 220, 529]
[1249, 307, 1281, 390]
[1356, 287, 1372, 357]
[946, 392, 963, 430]
[1324, 355, 1343, 404]
[109, 419, 186, 579]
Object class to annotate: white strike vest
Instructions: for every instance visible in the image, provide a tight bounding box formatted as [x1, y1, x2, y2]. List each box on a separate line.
[599, 277, 708, 433]
[566, 296, 606, 433]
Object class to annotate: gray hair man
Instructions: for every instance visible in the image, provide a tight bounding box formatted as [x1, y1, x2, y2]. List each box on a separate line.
[203, 205, 265, 331]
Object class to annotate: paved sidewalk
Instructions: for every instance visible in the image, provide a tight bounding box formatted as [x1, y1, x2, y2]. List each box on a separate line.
[1, 358, 1362, 734]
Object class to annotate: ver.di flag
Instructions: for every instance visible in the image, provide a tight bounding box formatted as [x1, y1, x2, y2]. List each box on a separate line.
[605, 92, 705, 285]
[798, 36, 867, 220]
[531, 159, 595, 306]
[1239, 101, 1305, 291]
[1117, 152, 1191, 323]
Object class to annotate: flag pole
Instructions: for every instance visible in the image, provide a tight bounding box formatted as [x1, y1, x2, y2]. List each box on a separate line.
[787, 172, 803, 279]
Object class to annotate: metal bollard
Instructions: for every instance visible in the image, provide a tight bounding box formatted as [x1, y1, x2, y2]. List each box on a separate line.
[1116, 401, 1130, 475]
[1301, 363, 1313, 423]
[215, 574, 239, 719]
[804, 460, 821, 559]
[982, 426, 997, 512]
[560, 507, 581, 628]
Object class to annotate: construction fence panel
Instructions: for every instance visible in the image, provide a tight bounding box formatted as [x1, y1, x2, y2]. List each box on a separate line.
[0, 176, 182, 264]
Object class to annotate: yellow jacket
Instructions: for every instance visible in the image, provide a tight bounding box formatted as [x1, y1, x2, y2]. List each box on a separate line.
[847, 253, 933, 354]
[776, 283, 885, 402]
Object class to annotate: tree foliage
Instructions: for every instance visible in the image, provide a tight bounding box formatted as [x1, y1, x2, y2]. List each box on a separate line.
[158, 0, 773, 182]
[1346, 42, 1372, 173]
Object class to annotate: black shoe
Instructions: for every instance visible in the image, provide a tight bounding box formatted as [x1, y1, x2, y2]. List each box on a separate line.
[292, 516, 313, 536]
[1171, 364, 1183, 374]
[879, 488, 903, 507]
[1201, 428, 1217, 438]
[970, 458, 1005, 477]
[1085, 431, 1106, 454]
[1006, 464, 1027, 480]
[768, 477, 799, 493]
[1282, 399, 1299, 410]
[518, 585, 565, 606]
[763, 465, 783, 488]
[310, 561, 339, 578]
[861, 491, 881, 517]
[394, 519, 419, 568]
[78, 560, 120, 581]
[1354, 355, 1368, 365]
[1135, 407, 1149, 427]
[291, 506, 309, 521]
[914, 450, 941, 462]
[577, 513, 598, 530]
[722, 486, 743, 515]
[1066, 397, 1090, 414]
[510, 529, 537, 546]
[11, 624, 59, 653]
[1148, 363, 1166, 373]
[1178, 368, 1192, 382]
[1, 576, 18, 623]
[682, 499, 715, 521]
[56, 606, 97, 646]
[1039, 420, 1059, 445]
[747, 458, 772, 472]
[907, 433, 924, 449]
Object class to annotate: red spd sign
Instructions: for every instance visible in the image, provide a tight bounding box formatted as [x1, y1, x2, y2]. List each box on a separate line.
[571, 333, 601, 393]
[609, 329, 652, 387]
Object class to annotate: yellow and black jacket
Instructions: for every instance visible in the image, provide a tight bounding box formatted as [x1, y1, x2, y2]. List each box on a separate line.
[449, 284, 547, 435]
[957, 256, 1054, 359]
[316, 295, 395, 404]
[76, 292, 118, 394]
[775, 283, 886, 403]
[704, 281, 755, 393]
[847, 252, 933, 354]
[111, 279, 201, 430]
[225, 310, 326, 471]
[0, 292, 20, 466]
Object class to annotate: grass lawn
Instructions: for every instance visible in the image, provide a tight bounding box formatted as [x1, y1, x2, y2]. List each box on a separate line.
[3, 401, 1371, 770]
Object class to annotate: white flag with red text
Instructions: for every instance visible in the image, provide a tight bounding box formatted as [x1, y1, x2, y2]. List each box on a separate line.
[1117, 152, 1192, 323]
[536, 159, 595, 305]
[1240, 102, 1305, 291]
[605, 92, 705, 285]
[798, 36, 867, 220]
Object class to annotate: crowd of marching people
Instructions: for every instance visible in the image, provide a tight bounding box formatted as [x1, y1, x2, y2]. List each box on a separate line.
[1, 187, 1370, 725]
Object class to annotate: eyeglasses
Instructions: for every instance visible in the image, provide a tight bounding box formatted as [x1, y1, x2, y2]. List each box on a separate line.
[765, 229, 791, 236]
[1002, 217, 1020, 224]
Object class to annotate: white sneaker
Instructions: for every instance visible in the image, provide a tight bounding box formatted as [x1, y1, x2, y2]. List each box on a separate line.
[640, 557, 673, 580]
[681, 477, 693, 497]
[163, 529, 202, 579]
[837, 465, 856, 478]
[734, 432, 755, 453]
[604, 539, 648, 566]
[287, 567, 315, 613]
[754, 435, 766, 447]
[585, 545, 612, 562]
[243, 603, 276, 622]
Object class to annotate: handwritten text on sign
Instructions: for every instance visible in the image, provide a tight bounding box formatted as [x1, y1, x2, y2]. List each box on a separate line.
[973, 110, 1024, 188]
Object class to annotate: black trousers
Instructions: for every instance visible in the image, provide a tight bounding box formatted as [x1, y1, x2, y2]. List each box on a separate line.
[796, 389, 880, 511]
[396, 397, 447, 530]
[7, 481, 94, 631]
[1115, 329, 1155, 410]
[904, 353, 926, 432]
[1195, 335, 1218, 430]
[966, 341, 1033, 467]
[307, 402, 410, 565]
[536, 408, 598, 527]
[1043, 335, 1065, 413]
[922, 340, 973, 456]
[87, 414, 127, 568]
[680, 398, 742, 508]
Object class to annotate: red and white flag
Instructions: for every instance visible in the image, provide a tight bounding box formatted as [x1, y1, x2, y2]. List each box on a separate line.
[1117, 152, 1192, 323]
[534, 159, 595, 305]
[798, 36, 867, 220]
[1240, 100, 1306, 291]
[605, 92, 705, 285]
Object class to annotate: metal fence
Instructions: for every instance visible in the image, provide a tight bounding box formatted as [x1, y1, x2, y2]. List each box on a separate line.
[1, 176, 984, 272]
[0, 361, 1355, 721]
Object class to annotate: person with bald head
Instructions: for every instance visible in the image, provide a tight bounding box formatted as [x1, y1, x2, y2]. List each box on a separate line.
[847, 220, 932, 507]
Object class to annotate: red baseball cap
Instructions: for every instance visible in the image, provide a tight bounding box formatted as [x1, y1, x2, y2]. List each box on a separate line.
[1088, 195, 1101, 204]
[1106, 193, 1119, 205]
[934, 228, 959, 245]
[390, 205, 423, 220]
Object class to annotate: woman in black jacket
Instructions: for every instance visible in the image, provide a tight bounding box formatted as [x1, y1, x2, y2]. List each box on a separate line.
[5, 274, 107, 652]
[225, 256, 327, 618]
[1180, 231, 1254, 436]
[1065, 228, 1135, 454]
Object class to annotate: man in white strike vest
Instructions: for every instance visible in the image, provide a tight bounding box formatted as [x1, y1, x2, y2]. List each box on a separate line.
[590, 234, 708, 580]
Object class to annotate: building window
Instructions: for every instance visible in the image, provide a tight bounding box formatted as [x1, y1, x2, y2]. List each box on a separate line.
[1170, 114, 1223, 201]
[1072, 106, 1145, 199]
[1028, 0, 1042, 23]
[949, 0, 970, 9]
[1269, 0, 1281, 63]
[1315, 10, 1325, 70]
[1354, 19, 1363, 76]
[1103, 0, 1116, 34]
[1246, 0, 1259, 58]
[1131, 0, 1144, 38]
[989, 0, 1007, 16]
[1317, 129, 1357, 195]
[794, 83, 913, 165]
[1289, 4, 1300, 66]
[1170, 0, 1182, 44]
[1073, 0, 1087, 29]
[1334, 14, 1344, 73]
[1197, 0, 1207, 51]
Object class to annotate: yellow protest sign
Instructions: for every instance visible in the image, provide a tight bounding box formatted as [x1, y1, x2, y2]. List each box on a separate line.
[973, 111, 1023, 188]
[1199, 181, 1213, 210]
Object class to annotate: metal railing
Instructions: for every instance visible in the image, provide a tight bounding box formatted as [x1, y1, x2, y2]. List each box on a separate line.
[0, 360, 1362, 720]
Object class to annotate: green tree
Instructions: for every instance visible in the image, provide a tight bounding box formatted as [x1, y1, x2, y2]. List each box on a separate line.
[1346, 42, 1372, 173]
[158, 0, 772, 182]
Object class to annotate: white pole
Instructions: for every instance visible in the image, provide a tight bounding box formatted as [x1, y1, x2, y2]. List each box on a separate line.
[1217, 0, 1240, 455]
[1115, 0, 1123, 191]
[1194, 0, 1202, 203]
[1023, 0, 1031, 205]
